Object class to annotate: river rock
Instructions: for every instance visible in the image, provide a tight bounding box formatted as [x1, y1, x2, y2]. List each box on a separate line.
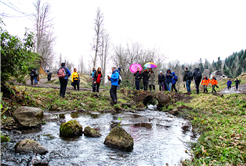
[15, 139, 48, 154]
[60, 120, 82, 137]
[104, 127, 134, 151]
[84, 126, 101, 137]
[154, 92, 171, 107]
[13, 107, 44, 127]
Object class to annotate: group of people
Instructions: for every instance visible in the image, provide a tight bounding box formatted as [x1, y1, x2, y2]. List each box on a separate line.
[134, 68, 178, 92]
[54, 62, 241, 104]
[183, 67, 219, 94]
[227, 78, 241, 90]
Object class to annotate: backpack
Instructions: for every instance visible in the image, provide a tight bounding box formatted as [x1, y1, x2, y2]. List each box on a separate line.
[187, 71, 192, 80]
[58, 67, 67, 78]
[195, 71, 202, 80]
[175, 76, 178, 81]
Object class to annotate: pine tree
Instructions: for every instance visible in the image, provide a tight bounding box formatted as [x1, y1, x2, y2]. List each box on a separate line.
[236, 66, 242, 77]
[223, 65, 230, 77]
[204, 59, 209, 69]
[216, 57, 222, 71]
[198, 58, 204, 73]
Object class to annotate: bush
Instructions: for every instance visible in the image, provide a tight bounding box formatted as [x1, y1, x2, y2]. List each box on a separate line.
[1, 19, 35, 85]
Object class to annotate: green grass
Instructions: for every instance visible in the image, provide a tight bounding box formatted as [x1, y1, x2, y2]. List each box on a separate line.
[180, 93, 246, 165]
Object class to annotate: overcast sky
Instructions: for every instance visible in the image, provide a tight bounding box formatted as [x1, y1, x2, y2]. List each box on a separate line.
[1, 0, 246, 70]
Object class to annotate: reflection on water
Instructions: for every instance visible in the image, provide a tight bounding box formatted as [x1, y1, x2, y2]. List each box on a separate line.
[1, 109, 198, 166]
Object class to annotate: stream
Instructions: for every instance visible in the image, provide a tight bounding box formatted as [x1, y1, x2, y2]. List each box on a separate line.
[1, 105, 198, 166]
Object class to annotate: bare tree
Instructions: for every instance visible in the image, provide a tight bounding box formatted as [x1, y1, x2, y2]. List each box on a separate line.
[99, 32, 110, 85]
[111, 42, 165, 87]
[32, 0, 55, 70]
[92, 8, 104, 68]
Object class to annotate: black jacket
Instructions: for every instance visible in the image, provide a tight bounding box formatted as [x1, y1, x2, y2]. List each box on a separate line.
[134, 71, 142, 81]
[183, 70, 192, 81]
[193, 68, 202, 81]
[142, 71, 149, 82]
[158, 73, 165, 83]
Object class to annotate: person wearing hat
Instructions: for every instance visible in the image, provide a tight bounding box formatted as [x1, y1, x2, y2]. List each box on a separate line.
[158, 71, 166, 91]
[57, 62, 71, 98]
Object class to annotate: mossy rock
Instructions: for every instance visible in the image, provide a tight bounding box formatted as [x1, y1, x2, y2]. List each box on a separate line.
[15, 139, 48, 154]
[84, 126, 102, 137]
[1, 135, 10, 142]
[104, 127, 134, 151]
[60, 120, 83, 137]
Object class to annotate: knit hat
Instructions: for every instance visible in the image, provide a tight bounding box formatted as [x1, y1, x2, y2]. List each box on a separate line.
[160, 71, 162, 73]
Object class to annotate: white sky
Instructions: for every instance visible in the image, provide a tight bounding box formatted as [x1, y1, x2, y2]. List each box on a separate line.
[1, 0, 246, 70]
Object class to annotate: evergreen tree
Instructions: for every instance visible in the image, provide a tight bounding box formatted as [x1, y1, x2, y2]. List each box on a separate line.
[236, 66, 242, 77]
[216, 57, 222, 71]
[198, 58, 204, 73]
[204, 59, 209, 69]
[212, 60, 217, 70]
[223, 65, 230, 77]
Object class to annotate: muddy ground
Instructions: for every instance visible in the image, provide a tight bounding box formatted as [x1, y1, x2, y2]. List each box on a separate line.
[219, 83, 246, 94]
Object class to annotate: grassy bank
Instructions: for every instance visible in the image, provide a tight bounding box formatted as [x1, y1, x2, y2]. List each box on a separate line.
[179, 93, 246, 165]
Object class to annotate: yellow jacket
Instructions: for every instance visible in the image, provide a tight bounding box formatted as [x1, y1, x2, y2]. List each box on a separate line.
[71, 72, 79, 82]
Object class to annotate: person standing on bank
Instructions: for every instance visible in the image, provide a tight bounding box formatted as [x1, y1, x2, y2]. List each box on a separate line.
[234, 78, 240, 90]
[30, 69, 35, 85]
[171, 72, 178, 92]
[192, 68, 202, 94]
[148, 68, 155, 92]
[183, 67, 193, 93]
[93, 67, 103, 92]
[108, 67, 119, 104]
[142, 69, 149, 91]
[158, 71, 165, 91]
[134, 67, 142, 90]
[72, 68, 80, 91]
[57, 63, 71, 98]
[165, 69, 173, 91]
[34, 68, 39, 85]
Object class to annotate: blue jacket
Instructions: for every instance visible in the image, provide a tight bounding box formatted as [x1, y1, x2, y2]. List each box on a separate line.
[91, 70, 96, 78]
[227, 80, 232, 86]
[165, 69, 173, 83]
[109, 70, 119, 86]
[172, 72, 178, 84]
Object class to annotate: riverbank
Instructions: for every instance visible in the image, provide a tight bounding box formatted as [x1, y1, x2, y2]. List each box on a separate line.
[1, 83, 246, 165]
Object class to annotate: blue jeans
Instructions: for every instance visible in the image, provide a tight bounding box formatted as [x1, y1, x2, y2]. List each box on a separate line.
[166, 82, 172, 91]
[135, 80, 140, 90]
[34, 77, 38, 84]
[186, 80, 191, 92]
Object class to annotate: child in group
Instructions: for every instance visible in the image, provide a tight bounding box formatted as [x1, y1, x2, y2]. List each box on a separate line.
[200, 76, 210, 93]
[210, 76, 218, 93]
[234, 78, 240, 90]
[227, 79, 232, 90]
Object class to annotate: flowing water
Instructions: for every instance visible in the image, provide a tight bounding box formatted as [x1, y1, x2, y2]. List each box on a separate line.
[1, 106, 198, 166]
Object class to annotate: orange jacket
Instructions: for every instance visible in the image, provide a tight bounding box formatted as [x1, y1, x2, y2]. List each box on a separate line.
[201, 78, 210, 85]
[210, 78, 218, 86]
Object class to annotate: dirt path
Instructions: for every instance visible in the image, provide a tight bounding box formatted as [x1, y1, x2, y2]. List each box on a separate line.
[219, 84, 246, 94]
[18, 76, 108, 92]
